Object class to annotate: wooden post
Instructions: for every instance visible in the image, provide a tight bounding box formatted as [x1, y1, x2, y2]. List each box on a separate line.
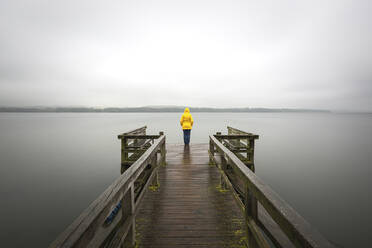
[246, 138, 250, 160]
[250, 138, 255, 172]
[121, 137, 126, 165]
[245, 183, 259, 248]
[220, 154, 227, 189]
[244, 183, 270, 248]
[151, 154, 159, 187]
[245, 185, 258, 220]
[159, 132, 166, 166]
[122, 184, 135, 247]
[209, 140, 215, 165]
[121, 137, 128, 174]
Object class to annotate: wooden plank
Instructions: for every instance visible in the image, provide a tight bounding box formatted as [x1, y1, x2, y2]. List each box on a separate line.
[136, 144, 246, 248]
[246, 218, 270, 248]
[227, 126, 253, 135]
[215, 134, 259, 139]
[118, 126, 147, 139]
[257, 203, 294, 248]
[120, 135, 160, 139]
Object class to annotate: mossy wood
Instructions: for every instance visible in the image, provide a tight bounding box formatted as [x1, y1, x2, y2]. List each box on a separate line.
[209, 126, 334, 248]
[117, 126, 163, 174]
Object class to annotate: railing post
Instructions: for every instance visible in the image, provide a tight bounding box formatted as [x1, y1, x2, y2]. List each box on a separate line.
[245, 184, 258, 221]
[121, 137, 126, 165]
[244, 183, 270, 248]
[245, 183, 259, 248]
[209, 139, 215, 165]
[219, 153, 228, 190]
[122, 183, 135, 248]
[121, 137, 129, 174]
[159, 132, 166, 166]
[246, 138, 250, 160]
[152, 153, 159, 188]
[249, 138, 255, 172]
[215, 132, 222, 149]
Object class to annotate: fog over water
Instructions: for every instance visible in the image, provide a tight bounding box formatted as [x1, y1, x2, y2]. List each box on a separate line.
[0, 0, 371, 111]
[0, 112, 371, 247]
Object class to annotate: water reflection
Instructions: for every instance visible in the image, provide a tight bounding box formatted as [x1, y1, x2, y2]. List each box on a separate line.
[183, 144, 192, 164]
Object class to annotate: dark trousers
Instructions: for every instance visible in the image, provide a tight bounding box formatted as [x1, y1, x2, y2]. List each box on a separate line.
[183, 129, 191, 145]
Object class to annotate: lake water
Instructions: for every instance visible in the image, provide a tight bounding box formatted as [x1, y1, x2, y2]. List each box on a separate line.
[0, 112, 371, 247]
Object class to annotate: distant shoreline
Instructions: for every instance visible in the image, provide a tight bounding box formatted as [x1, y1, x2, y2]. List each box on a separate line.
[0, 106, 331, 113]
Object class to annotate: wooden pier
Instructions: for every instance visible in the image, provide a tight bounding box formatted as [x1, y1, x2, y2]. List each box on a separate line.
[50, 126, 334, 248]
[136, 143, 245, 247]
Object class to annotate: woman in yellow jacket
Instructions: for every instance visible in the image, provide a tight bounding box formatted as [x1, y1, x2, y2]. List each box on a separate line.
[180, 107, 193, 145]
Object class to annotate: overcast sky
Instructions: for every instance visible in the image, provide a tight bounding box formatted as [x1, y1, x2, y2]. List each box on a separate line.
[0, 0, 371, 111]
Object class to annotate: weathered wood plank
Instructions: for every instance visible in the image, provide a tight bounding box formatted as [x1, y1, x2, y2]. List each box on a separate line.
[119, 135, 161, 139]
[215, 134, 259, 139]
[117, 126, 147, 139]
[136, 144, 246, 248]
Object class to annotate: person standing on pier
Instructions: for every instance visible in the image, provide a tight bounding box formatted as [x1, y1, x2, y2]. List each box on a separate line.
[180, 107, 193, 145]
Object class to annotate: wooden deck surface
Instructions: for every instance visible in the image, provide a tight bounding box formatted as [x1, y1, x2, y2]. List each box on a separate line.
[136, 144, 246, 248]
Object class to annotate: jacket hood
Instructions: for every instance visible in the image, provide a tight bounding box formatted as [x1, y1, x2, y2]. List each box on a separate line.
[184, 107, 190, 113]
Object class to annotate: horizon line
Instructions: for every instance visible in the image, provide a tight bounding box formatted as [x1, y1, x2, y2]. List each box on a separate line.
[0, 105, 339, 113]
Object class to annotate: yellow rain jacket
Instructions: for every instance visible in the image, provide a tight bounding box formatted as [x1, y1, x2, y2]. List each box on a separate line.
[180, 108, 194, 130]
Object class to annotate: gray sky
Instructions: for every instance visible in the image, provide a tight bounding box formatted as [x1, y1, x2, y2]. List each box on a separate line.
[0, 0, 371, 111]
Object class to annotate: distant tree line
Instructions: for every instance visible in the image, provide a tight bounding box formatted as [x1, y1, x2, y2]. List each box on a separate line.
[0, 106, 331, 113]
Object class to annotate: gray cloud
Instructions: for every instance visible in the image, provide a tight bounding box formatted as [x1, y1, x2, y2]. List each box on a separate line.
[0, 0, 371, 111]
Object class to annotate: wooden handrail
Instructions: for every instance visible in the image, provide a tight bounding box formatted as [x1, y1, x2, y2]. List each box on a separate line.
[209, 134, 334, 248]
[215, 134, 259, 139]
[118, 126, 147, 139]
[118, 125, 163, 173]
[217, 126, 258, 172]
[227, 126, 252, 135]
[50, 134, 165, 248]
[119, 135, 161, 139]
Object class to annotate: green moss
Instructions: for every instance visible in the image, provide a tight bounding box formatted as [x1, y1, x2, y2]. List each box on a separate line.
[239, 236, 247, 246]
[216, 184, 229, 193]
[148, 183, 160, 191]
[133, 241, 140, 248]
[231, 218, 244, 225]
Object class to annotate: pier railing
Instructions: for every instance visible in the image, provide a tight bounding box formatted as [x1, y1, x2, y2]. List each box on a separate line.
[220, 126, 258, 172]
[118, 126, 160, 173]
[209, 127, 334, 248]
[50, 128, 166, 248]
[50, 125, 334, 248]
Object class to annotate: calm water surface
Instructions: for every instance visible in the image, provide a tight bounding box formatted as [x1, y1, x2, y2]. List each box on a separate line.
[0, 113, 371, 247]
